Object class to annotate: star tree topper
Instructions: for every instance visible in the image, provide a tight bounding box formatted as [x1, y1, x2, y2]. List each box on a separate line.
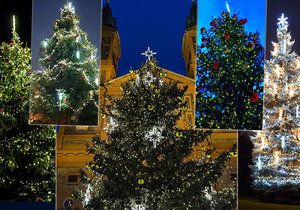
[141, 47, 157, 61]
[278, 13, 288, 30]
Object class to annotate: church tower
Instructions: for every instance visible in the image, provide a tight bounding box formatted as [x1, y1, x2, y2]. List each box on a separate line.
[100, 0, 121, 83]
[182, 0, 197, 79]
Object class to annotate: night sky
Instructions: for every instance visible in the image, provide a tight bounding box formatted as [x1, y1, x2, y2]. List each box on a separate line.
[31, 0, 101, 71]
[266, 0, 300, 58]
[198, 0, 266, 46]
[108, 0, 191, 76]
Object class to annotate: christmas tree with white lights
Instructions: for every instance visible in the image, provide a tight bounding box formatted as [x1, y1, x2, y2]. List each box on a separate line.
[30, 2, 98, 125]
[252, 14, 300, 196]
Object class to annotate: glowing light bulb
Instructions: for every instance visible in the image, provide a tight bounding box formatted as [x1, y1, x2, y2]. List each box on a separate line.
[257, 156, 262, 170]
[273, 84, 277, 94]
[261, 136, 265, 149]
[274, 151, 280, 165]
[76, 50, 80, 59]
[281, 136, 285, 150]
[278, 108, 283, 120]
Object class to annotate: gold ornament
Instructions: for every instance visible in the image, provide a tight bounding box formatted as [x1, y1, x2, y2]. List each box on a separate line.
[230, 151, 237, 157]
[160, 72, 167, 77]
[138, 179, 145, 185]
[148, 105, 155, 111]
[155, 88, 160, 94]
[176, 131, 183, 138]
[101, 113, 106, 118]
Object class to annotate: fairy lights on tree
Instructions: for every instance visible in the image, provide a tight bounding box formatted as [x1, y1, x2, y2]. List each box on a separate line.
[75, 51, 237, 209]
[30, 1, 98, 125]
[252, 14, 300, 192]
[0, 16, 55, 201]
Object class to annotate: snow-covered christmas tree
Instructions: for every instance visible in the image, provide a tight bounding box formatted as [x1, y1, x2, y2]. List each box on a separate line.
[252, 14, 300, 193]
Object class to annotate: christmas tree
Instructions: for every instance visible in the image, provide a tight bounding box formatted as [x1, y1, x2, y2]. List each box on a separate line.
[196, 11, 264, 129]
[30, 2, 98, 125]
[0, 17, 55, 201]
[75, 59, 237, 209]
[251, 14, 300, 198]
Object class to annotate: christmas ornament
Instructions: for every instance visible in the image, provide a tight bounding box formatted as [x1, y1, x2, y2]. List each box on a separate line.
[143, 72, 155, 86]
[212, 61, 220, 70]
[145, 126, 163, 148]
[138, 179, 145, 185]
[176, 131, 183, 138]
[239, 18, 248, 25]
[250, 93, 259, 103]
[147, 105, 155, 111]
[224, 33, 231, 40]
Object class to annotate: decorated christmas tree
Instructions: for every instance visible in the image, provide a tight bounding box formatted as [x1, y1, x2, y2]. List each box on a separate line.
[196, 11, 264, 129]
[0, 17, 55, 201]
[75, 58, 237, 209]
[251, 14, 300, 197]
[30, 2, 98, 125]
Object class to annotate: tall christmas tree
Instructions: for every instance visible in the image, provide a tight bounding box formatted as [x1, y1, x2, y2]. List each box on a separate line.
[30, 2, 98, 125]
[196, 11, 264, 129]
[75, 58, 237, 209]
[0, 17, 55, 201]
[251, 14, 300, 197]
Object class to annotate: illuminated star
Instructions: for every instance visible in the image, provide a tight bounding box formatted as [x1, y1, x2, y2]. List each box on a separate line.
[145, 126, 163, 148]
[141, 47, 157, 61]
[278, 13, 288, 27]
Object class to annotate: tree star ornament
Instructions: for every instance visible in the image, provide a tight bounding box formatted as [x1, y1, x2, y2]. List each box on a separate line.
[141, 47, 157, 61]
[145, 126, 163, 148]
[277, 13, 288, 30]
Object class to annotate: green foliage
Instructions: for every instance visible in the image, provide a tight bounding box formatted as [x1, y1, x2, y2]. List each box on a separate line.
[76, 60, 237, 209]
[30, 4, 98, 125]
[0, 31, 31, 132]
[0, 30, 55, 201]
[196, 11, 264, 129]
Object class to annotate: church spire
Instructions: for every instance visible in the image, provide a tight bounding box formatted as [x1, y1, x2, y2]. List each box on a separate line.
[102, 0, 117, 28]
[186, 0, 197, 29]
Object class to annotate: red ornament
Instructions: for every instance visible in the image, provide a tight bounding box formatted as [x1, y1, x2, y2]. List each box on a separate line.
[210, 21, 216, 27]
[80, 76, 85, 80]
[224, 33, 231, 40]
[239, 18, 248, 25]
[212, 61, 219, 70]
[250, 93, 259, 103]
[202, 38, 207, 42]
[201, 44, 205, 48]
[0, 108, 4, 113]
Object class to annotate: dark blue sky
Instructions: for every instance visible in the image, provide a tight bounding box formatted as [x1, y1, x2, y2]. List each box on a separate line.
[108, 0, 192, 76]
[31, 0, 101, 71]
[198, 0, 266, 46]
